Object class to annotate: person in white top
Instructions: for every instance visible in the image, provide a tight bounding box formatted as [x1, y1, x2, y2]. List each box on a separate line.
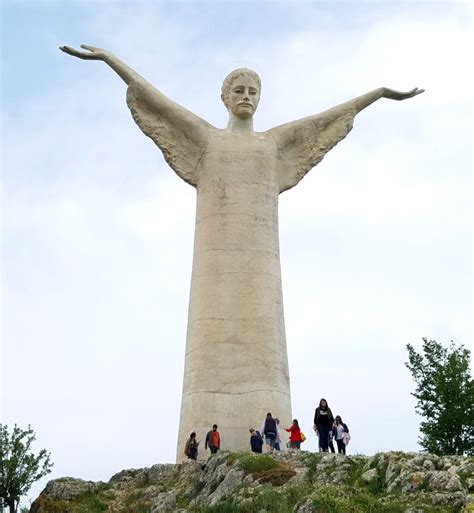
[333, 415, 350, 455]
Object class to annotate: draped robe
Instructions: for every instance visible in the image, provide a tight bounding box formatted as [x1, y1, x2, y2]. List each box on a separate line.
[126, 80, 356, 460]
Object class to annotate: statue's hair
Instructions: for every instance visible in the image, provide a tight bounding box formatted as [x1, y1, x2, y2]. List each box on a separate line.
[221, 68, 262, 104]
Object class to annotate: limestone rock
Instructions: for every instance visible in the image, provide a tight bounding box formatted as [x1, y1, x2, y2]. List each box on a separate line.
[29, 451, 473, 513]
[208, 468, 245, 505]
[427, 470, 463, 492]
[34, 477, 98, 501]
[361, 468, 378, 484]
[150, 491, 177, 513]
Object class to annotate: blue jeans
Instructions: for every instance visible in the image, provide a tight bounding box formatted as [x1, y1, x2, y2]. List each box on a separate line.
[318, 424, 330, 451]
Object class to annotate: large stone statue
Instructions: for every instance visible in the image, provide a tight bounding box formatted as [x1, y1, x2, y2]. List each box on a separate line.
[60, 44, 424, 460]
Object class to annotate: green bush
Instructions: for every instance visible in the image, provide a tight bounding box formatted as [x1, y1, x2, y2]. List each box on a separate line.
[230, 453, 278, 474]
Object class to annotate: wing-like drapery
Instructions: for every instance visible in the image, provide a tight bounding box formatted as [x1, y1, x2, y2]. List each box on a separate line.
[126, 81, 213, 187]
[267, 102, 357, 193]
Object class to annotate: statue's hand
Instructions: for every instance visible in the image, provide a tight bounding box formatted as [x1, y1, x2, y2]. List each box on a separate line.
[59, 44, 109, 61]
[383, 87, 425, 101]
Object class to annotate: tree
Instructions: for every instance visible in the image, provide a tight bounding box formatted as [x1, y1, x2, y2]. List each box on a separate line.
[405, 338, 474, 456]
[0, 424, 53, 513]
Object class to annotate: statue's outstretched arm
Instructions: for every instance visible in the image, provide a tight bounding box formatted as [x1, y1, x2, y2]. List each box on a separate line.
[59, 45, 214, 187]
[349, 86, 424, 114]
[60, 44, 144, 85]
[269, 86, 424, 193]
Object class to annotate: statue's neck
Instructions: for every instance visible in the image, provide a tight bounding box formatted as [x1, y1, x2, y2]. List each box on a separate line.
[226, 113, 254, 133]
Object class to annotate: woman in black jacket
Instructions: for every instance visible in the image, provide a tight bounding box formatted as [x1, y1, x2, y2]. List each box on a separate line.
[314, 398, 334, 452]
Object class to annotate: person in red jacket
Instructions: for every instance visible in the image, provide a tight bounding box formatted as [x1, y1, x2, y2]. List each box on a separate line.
[285, 419, 302, 449]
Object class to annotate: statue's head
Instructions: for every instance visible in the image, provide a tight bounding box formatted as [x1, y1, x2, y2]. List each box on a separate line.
[221, 68, 261, 118]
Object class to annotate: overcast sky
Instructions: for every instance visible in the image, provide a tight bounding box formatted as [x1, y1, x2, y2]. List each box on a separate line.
[1, 0, 472, 507]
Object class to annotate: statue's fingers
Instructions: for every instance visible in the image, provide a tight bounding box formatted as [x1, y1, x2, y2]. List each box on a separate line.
[407, 88, 424, 97]
[81, 44, 97, 52]
[59, 45, 75, 54]
[60, 46, 84, 57]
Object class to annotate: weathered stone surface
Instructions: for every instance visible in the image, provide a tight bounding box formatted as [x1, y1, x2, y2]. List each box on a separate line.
[208, 468, 245, 505]
[60, 45, 424, 461]
[428, 470, 463, 492]
[29, 478, 104, 513]
[296, 501, 316, 513]
[147, 463, 177, 484]
[150, 491, 177, 513]
[35, 477, 97, 501]
[422, 459, 436, 471]
[361, 468, 378, 483]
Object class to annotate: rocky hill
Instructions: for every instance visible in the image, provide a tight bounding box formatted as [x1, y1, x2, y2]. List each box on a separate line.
[30, 450, 473, 512]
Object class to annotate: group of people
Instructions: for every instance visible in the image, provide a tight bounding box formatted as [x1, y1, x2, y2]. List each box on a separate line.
[184, 399, 350, 460]
[184, 424, 221, 460]
[314, 398, 351, 455]
[249, 413, 306, 453]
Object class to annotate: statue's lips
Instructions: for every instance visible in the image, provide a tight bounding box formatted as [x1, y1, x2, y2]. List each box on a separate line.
[238, 103, 253, 107]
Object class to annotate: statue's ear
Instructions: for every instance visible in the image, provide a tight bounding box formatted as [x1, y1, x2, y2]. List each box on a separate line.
[220, 93, 227, 107]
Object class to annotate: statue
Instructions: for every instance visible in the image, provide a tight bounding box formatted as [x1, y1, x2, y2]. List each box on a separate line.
[60, 44, 424, 460]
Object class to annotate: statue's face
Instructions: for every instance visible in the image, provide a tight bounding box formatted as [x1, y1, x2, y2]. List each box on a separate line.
[224, 75, 260, 118]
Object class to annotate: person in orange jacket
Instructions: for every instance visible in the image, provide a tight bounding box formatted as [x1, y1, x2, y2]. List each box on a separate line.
[205, 424, 221, 454]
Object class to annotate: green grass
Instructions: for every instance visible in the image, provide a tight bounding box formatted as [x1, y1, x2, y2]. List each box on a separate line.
[310, 485, 406, 513]
[366, 475, 386, 495]
[199, 498, 243, 513]
[30, 496, 73, 513]
[251, 486, 300, 513]
[302, 451, 324, 480]
[345, 457, 367, 487]
[118, 490, 152, 513]
[458, 459, 474, 488]
[368, 452, 381, 469]
[198, 484, 309, 513]
[227, 452, 278, 474]
[71, 492, 108, 513]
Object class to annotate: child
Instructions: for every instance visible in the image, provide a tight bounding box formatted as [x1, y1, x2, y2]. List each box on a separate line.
[249, 428, 263, 453]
